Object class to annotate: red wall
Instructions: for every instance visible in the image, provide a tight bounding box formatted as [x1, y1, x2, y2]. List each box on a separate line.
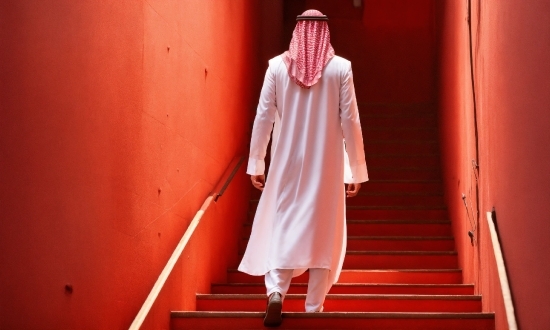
[283, 0, 436, 104]
[0, 1, 281, 329]
[436, 1, 550, 329]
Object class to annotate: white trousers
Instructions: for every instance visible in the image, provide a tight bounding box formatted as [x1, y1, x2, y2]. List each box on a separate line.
[265, 268, 330, 312]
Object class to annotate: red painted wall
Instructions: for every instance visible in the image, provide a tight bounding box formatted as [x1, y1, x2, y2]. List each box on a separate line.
[436, 1, 550, 329]
[0, 1, 282, 329]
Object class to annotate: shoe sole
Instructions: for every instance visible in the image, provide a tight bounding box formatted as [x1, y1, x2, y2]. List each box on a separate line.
[263, 299, 283, 327]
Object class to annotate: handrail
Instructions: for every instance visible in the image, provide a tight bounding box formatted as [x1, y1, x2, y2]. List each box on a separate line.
[212, 156, 245, 201]
[486, 211, 518, 330]
[128, 156, 245, 330]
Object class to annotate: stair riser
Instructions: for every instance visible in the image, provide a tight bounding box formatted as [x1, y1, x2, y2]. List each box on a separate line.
[251, 183, 443, 199]
[227, 271, 462, 284]
[362, 117, 437, 128]
[346, 239, 455, 251]
[240, 238, 454, 253]
[343, 254, 457, 269]
[243, 223, 452, 237]
[346, 209, 447, 220]
[346, 223, 452, 236]
[248, 209, 448, 222]
[367, 170, 441, 180]
[250, 182, 443, 198]
[233, 252, 457, 269]
[248, 196, 445, 213]
[365, 143, 439, 154]
[366, 157, 440, 168]
[172, 317, 495, 330]
[242, 223, 452, 237]
[346, 195, 444, 206]
[196, 298, 481, 313]
[358, 105, 435, 116]
[363, 129, 438, 140]
[250, 195, 444, 208]
[362, 181, 442, 193]
[211, 285, 474, 295]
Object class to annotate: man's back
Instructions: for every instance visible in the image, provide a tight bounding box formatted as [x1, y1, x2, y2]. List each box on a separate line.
[240, 53, 367, 286]
[239, 9, 368, 324]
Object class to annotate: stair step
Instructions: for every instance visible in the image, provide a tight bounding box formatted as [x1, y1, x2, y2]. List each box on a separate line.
[346, 193, 444, 206]
[363, 180, 442, 193]
[195, 294, 481, 313]
[211, 283, 474, 295]
[363, 128, 438, 140]
[357, 102, 436, 115]
[171, 312, 495, 330]
[365, 141, 439, 154]
[347, 236, 455, 251]
[243, 220, 452, 237]
[241, 236, 454, 253]
[248, 181, 443, 200]
[359, 108, 437, 119]
[234, 251, 457, 269]
[227, 269, 463, 284]
[362, 116, 437, 128]
[366, 155, 441, 168]
[343, 251, 457, 269]
[346, 207, 447, 220]
[346, 220, 452, 236]
[249, 194, 445, 210]
[366, 167, 441, 180]
[248, 207, 448, 222]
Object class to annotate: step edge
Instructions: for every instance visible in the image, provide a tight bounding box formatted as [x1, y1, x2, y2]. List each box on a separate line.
[244, 220, 452, 226]
[242, 236, 455, 240]
[237, 251, 458, 256]
[171, 311, 495, 319]
[227, 269, 463, 273]
[196, 294, 482, 301]
[211, 283, 474, 287]
[346, 206, 447, 210]
[346, 251, 458, 255]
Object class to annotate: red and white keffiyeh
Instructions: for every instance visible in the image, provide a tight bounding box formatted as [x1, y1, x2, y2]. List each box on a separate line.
[282, 9, 335, 89]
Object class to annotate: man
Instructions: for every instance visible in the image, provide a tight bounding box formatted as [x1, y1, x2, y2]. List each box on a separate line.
[238, 9, 368, 327]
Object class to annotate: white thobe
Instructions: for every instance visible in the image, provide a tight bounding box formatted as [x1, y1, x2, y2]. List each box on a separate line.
[238, 55, 368, 286]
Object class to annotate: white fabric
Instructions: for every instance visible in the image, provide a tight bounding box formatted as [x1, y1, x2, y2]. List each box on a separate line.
[239, 55, 368, 287]
[265, 268, 329, 312]
[305, 268, 330, 312]
[265, 269, 293, 298]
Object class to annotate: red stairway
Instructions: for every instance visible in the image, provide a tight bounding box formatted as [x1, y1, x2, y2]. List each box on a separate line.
[170, 103, 495, 329]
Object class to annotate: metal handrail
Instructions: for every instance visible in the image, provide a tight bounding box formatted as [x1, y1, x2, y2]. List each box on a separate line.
[128, 156, 245, 330]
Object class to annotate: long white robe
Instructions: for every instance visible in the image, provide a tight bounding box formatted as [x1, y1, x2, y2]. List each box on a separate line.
[238, 55, 368, 286]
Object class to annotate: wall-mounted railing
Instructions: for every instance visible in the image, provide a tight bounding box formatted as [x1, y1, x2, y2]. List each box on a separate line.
[486, 211, 518, 330]
[128, 156, 245, 330]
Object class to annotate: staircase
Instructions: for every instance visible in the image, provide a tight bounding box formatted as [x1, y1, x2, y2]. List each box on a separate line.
[171, 103, 495, 329]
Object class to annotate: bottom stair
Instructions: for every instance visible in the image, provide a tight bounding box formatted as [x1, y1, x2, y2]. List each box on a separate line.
[171, 311, 495, 330]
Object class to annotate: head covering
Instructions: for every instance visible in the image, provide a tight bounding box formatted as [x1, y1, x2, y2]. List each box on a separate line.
[282, 9, 335, 89]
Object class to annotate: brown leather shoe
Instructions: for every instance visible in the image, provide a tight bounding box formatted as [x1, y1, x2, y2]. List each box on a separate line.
[263, 292, 283, 327]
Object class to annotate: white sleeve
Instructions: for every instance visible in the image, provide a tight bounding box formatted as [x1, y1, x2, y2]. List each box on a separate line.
[340, 63, 369, 183]
[247, 66, 277, 175]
